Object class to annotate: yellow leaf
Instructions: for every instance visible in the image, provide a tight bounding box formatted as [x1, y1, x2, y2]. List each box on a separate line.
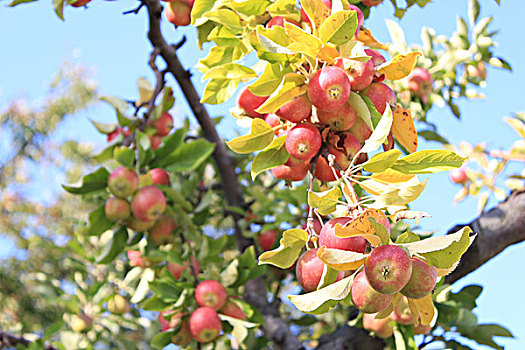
[317, 246, 367, 271]
[226, 118, 274, 154]
[436, 260, 460, 277]
[372, 168, 416, 183]
[378, 52, 422, 81]
[258, 229, 308, 269]
[285, 22, 322, 58]
[392, 107, 418, 153]
[356, 28, 388, 50]
[317, 43, 340, 62]
[308, 186, 342, 215]
[301, 0, 331, 36]
[407, 294, 435, 326]
[255, 73, 307, 114]
[334, 208, 384, 237]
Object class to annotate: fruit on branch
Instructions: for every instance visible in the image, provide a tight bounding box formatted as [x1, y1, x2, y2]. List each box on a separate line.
[271, 156, 309, 181]
[400, 257, 437, 299]
[449, 167, 468, 184]
[365, 49, 387, 67]
[108, 167, 139, 198]
[319, 217, 368, 253]
[237, 86, 268, 118]
[258, 229, 280, 251]
[317, 102, 357, 131]
[107, 127, 131, 143]
[285, 123, 321, 160]
[108, 294, 131, 314]
[127, 217, 155, 232]
[361, 0, 384, 6]
[362, 313, 394, 338]
[362, 82, 397, 115]
[296, 248, 346, 292]
[104, 197, 131, 222]
[351, 271, 394, 313]
[150, 112, 174, 137]
[276, 94, 312, 123]
[326, 131, 361, 169]
[349, 117, 372, 144]
[149, 135, 162, 150]
[149, 215, 178, 245]
[167, 256, 200, 279]
[408, 67, 433, 98]
[71, 314, 92, 333]
[148, 168, 171, 186]
[266, 16, 300, 28]
[390, 296, 413, 325]
[127, 250, 148, 268]
[265, 113, 281, 129]
[308, 66, 351, 111]
[195, 280, 227, 310]
[339, 59, 374, 92]
[189, 307, 222, 343]
[219, 298, 247, 320]
[165, 0, 192, 27]
[314, 154, 339, 182]
[71, 0, 91, 7]
[131, 186, 167, 221]
[364, 245, 413, 294]
[172, 321, 192, 346]
[301, 0, 332, 27]
[349, 4, 364, 36]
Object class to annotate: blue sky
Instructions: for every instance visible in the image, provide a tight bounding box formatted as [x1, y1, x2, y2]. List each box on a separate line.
[1, 0, 524, 348]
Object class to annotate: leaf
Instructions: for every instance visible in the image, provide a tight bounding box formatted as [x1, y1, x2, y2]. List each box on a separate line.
[62, 167, 109, 194]
[151, 329, 176, 349]
[401, 227, 475, 269]
[131, 268, 155, 304]
[372, 168, 415, 184]
[317, 264, 341, 289]
[8, 0, 37, 5]
[256, 26, 295, 55]
[407, 294, 435, 326]
[203, 9, 242, 34]
[258, 229, 308, 268]
[356, 28, 388, 50]
[301, 0, 331, 35]
[249, 62, 292, 97]
[347, 92, 373, 130]
[202, 63, 257, 81]
[201, 77, 241, 104]
[91, 120, 118, 134]
[97, 227, 128, 264]
[335, 208, 385, 237]
[285, 22, 323, 58]
[228, 0, 270, 16]
[53, 0, 64, 20]
[395, 230, 421, 244]
[391, 150, 466, 174]
[113, 146, 135, 168]
[308, 186, 342, 215]
[368, 218, 390, 245]
[360, 105, 394, 154]
[317, 246, 367, 271]
[385, 19, 407, 52]
[136, 77, 154, 107]
[319, 10, 358, 45]
[360, 95, 382, 128]
[164, 140, 215, 172]
[371, 177, 427, 208]
[251, 136, 289, 180]
[100, 95, 129, 114]
[255, 73, 307, 114]
[363, 150, 402, 173]
[288, 275, 353, 314]
[393, 210, 431, 225]
[227, 118, 275, 154]
[85, 206, 114, 236]
[419, 130, 450, 144]
[378, 52, 422, 81]
[392, 107, 417, 153]
[191, 0, 216, 26]
[219, 315, 258, 346]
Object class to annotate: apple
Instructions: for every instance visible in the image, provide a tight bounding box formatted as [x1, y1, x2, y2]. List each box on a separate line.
[349, 117, 372, 144]
[276, 94, 312, 123]
[71, 0, 91, 7]
[148, 168, 170, 186]
[285, 123, 321, 160]
[165, 0, 192, 27]
[271, 156, 309, 181]
[364, 244, 413, 294]
[326, 131, 361, 169]
[308, 66, 351, 111]
[219, 298, 247, 320]
[189, 307, 222, 343]
[319, 217, 368, 253]
[131, 186, 167, 221]
[295, 248, 346, 292]
[258, 229, 280, 251]
[107, 167, 139, 198]
[195, 280, 227, 310]
[362, 313, 394, 338]
[349, 4, 364, 36]
[302, 217, 323, 235]
[172, 320, 192, 346]
[158, 310, 185, 331]
[104, 197, 131, 222]
[408, 67, 433, 98]
[127, 250, 148, 268]
[265, 113, 281, 129]
[108, 294, 131, 314]
[149, 215, 178, 245]
[149, 135, 162, 150]
[383, 131, 394, 151]
[449, 167, 468, 184]
[346, 59, 375, 92]
[167, 256, 200, 279]
[237, 86, 268, 118]
[127, 217, 155, 232]
[391, 296, 413, 325]
[317, 102, 357, 131]
[351, 271, 393, 313]
[314, 154, 338, 182]
[365, 49, 387, 67]
[150, 112, 173, 137]
[107, 127, 123, 142]
[361, 82, 397, 115]
[400, 257, 437, 299]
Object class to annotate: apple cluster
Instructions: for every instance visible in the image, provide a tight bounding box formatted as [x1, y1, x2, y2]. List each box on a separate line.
[163, 0, 195, 27]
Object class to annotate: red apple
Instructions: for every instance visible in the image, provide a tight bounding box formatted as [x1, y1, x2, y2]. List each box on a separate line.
[346, 59, 375, 92]
[276, 94, 312, 123]
[302, 217, 323, 235]
[326, 131, 361, 169]
[237, 86, 268, 118]
[165, 0, 192, 27]
[265, 113, 281, 129]
[127, 217, 155, 232]
[127, 250, 148, 268]
[104, 197, 131, 221]
[107, 127, 123, 142]
[317, 103, 357, 131]
[271, 156, 309, 181]
[364, 245, 413, 294]
[351, 271, 393, 313]
[400, 257, 437, 299]
[362, 82, 397, 115]
[71, 0, 91, 7]
[108, 167, 139, 198]
[149, 215, 178, 245]
[296, 248, 346, 292]
[149, 168, 171, 186]
[167, 256, 200, 279]
[189, 307, 222, 343]
[449, 167, 468, 184]
[365, 49, 386, 67]
[258, 229, 280, 251]
[314, 154, 338, 182]
[150, 112, 173, 137]
[285, 123, 321, 160]
[131, 186, 167, 221]
[195, 280, 227, 310]
[319, 217, 368, 253]
[308, 66, 351, 111]
[219, 298, 247, 320]
[349, 4, 364, 36]
[408, 67, 433, 98]
[149, 135, 162, 150]
[362, 313, 394, 338]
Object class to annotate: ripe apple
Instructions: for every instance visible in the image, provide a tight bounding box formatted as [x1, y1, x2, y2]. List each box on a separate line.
[131, 186, 167, 222]
[346, 59, 375, 92]
[149, 215, 178, 245]
[365, 49, 386, 67]
[107, 167, 139, 198]
[167, 256, 200, 279]
[314, 154, 338, 182]
[271, 156, 309, 181]
[349, 4, 364, 36]
[362, 0, 384, 6]
[302, 217, 323, 235]
[150, 112, 173, 137]
[237, 86, 268, 118]
[391, 296, 413, 325]
[104, 197, 131, 222]
[108, 294, 131, 314]
[276, 94, 312, 123]
[71, 0, 91, 7]
[149, 135, 162, 150]
[285, 123, 321, 160]
[408, 67, 433, 98]
[350, 271, 393, 313]
[308, 66, 351, 111]
[400, 257, 437, 299]
[195, 280, 227, 310]
[127, 217, 156, 232]
[364, 244, 413, 294]
[258, 229, 280, 251]
[349, 117, 372, 144]
[165, 0, 192, 27]
[295, 248, 346, 292]
[127, 250, 148, 268]
[362, 313, 394, 338]
[219, 298, 247, 320]
[449, 167, 468, 184]
[158, 310, 185, 331]
[189, 307, 222, 343]
[319, 217, 368, 253]
[172, 320, 192, 346]
[317, 103, 357, 131]
[362, 82, 397, 115]
[148, 168, 170, 186]
[265, 113, 281, 129]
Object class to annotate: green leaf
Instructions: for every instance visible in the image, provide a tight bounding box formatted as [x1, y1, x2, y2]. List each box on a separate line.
[198, 45, 245, 74]
[319, 10, 357, 45]
[395, 230, 420, 244]
[191, 0, 216, 26]
[368, 218, 390, 245]
[255, 73, 307, 114]
[204, 9, 243, 34]
[226, 118, 275, 154]
[363, 150, 402, 173]
[164, 140, 215, 172]
[152, 128, 187, 166]
[251, 136, 289, 180]
[53, 0, 64, 20]
[162, 187, 193, 212]
[249, 62, 292, 97]
[62, 167, 109, 194]
[268, 0, 300, 19]
[100, 95, 129, 114]
[149, 281, 182, 302]
[418, 130, 450, 144]
[43, 321, 64, 340]
[113, 146, 135, 167]
[91, 120, 118, 134]
[201, 77, 240, 104]
[308, 186, 342, 215]
[347, 92, 373, 130]
[360, 105, 393, 154]
[97, 227, 128, 264]
[258, 229, 308, 269]
[468, 0, 480, 25]
[391, 150, 466, 174]
[151, 329, 176, 349]
[228, 0, 270, 15]
[85, 205, 114, 236]
[360, 95, 382, 128]
[288, 275, 353, 315]
[202, 63, 257, 81]
[8, 0, 37, 7]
